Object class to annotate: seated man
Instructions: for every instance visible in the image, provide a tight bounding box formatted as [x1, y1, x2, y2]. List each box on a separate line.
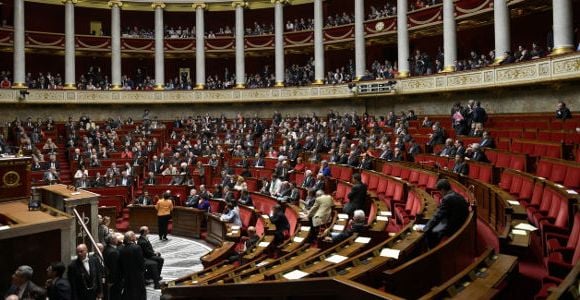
[43, 167, 60, 185]
[327, 209, 369, 243]
[452, 154, 468, 176]
[137, 226, 163, 289]
[228, 226, 260, 262]
[185, 189, 200, 207]
[134, 191, 153, 205]
[417, 179, 469, 248]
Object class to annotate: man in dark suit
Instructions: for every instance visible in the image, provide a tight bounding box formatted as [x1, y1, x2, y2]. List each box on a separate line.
[143, 171, 157, 185]
[419, 179, 469, 248]
[102, 234, 122, 300]
[4, 265, 46, 300]
[149, 155, 163, 174]
[43, 167, 60, 185]
[270, 205, 290, 245]
[469, 143, 489, 163]
[343, 173, 368, 215]
[479, 131, 495, 148]
[301, 170, 315, 189]
[555, 101, 572, 119]
[119, 231, 147, 298]
[137, 226, 163, 289]
[452, 154, 469, 176]
[68, 244, 102, 300]
[46, 262, 71, 300]
[134, 191, 153, 205]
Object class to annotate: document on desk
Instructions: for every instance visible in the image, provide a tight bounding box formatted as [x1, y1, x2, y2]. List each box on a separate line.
[258, 242, 270, 248]
[300, 226, 311, 232]
[413, 224, 425, 231]
[333, 224, 345, 231]
[376, 216, 389, 221]
[514, 223, 538, 231]
[379, 211, 392, 216]
[506, 200, 520, 206]
[293, 236, 304, 243]
[567, 190, 578, 195]
[338, 213, 349, 220]
[511, 229, 528, 236]
[354, 237, 371, 244]
[325, 254, 348, 264]
[380, 248, 400, 259]
[283, 270, 309, 280]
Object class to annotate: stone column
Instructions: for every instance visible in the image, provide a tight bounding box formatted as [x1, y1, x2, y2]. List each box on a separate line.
[12, 0, 25, 88]
[313, 0, 324, 84]
[354, 0, 366, 80]
[152, 1, 165, 90]
[273, 0, 287, 87]
[551, 0, 574, 55]
[109, 1, 122, 90]
[63, 0, 76, 89]
[493, 0, 510, 63]
[233, 1, 247, 88]
[194, 2, 206, 89]
[442, 0, 457, 72]
[397, 0, 410, 77]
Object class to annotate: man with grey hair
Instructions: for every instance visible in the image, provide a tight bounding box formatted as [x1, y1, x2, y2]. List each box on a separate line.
[4, 265, 46, 300]
[467, 143, 488, 163]
[119, 231, 147, 297]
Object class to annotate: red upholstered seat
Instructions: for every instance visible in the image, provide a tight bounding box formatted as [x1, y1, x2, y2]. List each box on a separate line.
[549, 163, 567, 183]
[545, 213, 580, 255]
[496, 152, 511, 169]
[239, 205, 256, 229]
[485, 149, 498, 165]
[284, 208, 299, 237]
[333, 183, 347, 203]
[340, 167, 353, 182]
[509, 175, 523, 196]
[368, 173, 379, 191]
[478, 164, 493, 183]
[498, 171, 513, 191]
[532, 193, 561, 228]
[361, 172, 370, 185]
[517, 176, 535, 203]
[382, 164, 393, 175]
[409, 170, 420, 184]
[563, 165, 580, 189]
[509, 154, 526, 172]
[376, 177, 388, 196]
[391, 165, 402, 177]
[546, 235, 580, 279]
[527, 188, 553, 224]
[425, 174, 438, 192]
[536, 159, 553, 179]
[468, 163, 480, 180]
[400, 167, 411, 180]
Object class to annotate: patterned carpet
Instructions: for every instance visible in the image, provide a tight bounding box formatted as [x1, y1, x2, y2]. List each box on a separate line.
[145, 234, 212, 300]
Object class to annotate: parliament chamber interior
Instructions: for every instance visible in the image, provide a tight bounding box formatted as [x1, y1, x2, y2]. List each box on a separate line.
[0, 0, 579, 299]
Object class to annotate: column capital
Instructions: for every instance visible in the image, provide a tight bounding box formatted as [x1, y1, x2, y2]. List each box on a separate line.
[232, 1, 248, 9]
[108, 0, 123, 8]
[271, 0, 290, 5]
[192, 2, 206, 9]
[61, 0, 77, 4]
[151, 1, 165, 9]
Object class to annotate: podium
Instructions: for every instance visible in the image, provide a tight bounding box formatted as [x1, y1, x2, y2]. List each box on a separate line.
[0, 156, 31, 203]
[37, 184, 100, 255]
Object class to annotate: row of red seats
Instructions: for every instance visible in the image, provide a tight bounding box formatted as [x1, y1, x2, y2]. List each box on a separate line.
[484, 148, 527, 172]
[380, 163, 438, 192]
[510, 139, 563, 159]
[536, 157, 580, 190]
[361, 171, 407, 210]
[394, 188, 423, 225]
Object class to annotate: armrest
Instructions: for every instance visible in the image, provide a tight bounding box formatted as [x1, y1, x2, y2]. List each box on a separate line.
[541, 223, 570, 236]
[541, 275, 563, 285]
[536, 215, 556, 224]
[547, 259, 572, 279]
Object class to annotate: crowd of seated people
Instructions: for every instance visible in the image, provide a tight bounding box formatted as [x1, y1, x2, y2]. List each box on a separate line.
[325, 12, 355, 27]
[285, 18, 315, 32]
[121, 22, 275, 39]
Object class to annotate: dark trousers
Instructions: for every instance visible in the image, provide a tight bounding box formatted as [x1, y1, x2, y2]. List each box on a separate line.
[158, 215, 171, 239]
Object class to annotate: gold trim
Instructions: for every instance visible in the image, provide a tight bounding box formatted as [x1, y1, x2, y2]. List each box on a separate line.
[63, 83, 76, 90]
[107, 0, 123, 8]
[491, 56, 505, 66]
[192, 2, 206, 9]
[235, 83, 246, 89]
[151, 1, 166, 9]
[61, 0, 77, 4]
[312, 79, 324, 85]
[396, 71, 410, 78]
[271, 0, 290, 4]
[441, 65, 456, 73]
[11, 82, 27, 89]
[195, 83, 205, 89]
[154, 84, 165, 90]
[353, 76, 362, 82]
[274, 81, 285, 87]
[231, 1, 248, 8]
[550, 46, 573, 56]
[111, 84, 122, 90]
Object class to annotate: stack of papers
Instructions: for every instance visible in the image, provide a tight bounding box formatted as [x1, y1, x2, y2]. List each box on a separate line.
[376, 216, 389, 221]
[413, 224, 425, 231]
[567, 190, 578, 195]
[283, 270, 309, 280]
[379, 211, 392, 216]
[261, 214, 270, 219]
[380, 248, 400, 259]
[325, 254, 348, 264]
[511, 229, 527, 236]
[300, 226, 311, 232]
[258, 242, 270, 248]
[293, 236, 304, 243]
[338, 213, 349, 220]
[333, 224, 345, 231]
[514, 223, 538, 231]
[507, 200, 520, 206]
[231, 225, 241, 230]
[354, 237, 371, 244]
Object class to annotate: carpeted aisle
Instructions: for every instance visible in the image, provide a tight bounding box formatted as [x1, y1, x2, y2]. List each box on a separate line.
[145, 235, 212, 300]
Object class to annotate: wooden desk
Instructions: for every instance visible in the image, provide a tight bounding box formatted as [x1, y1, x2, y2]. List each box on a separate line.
[128, 205, 158, 233]
[37, 184, 100, 255]
[0, 200, 73, 293]
[172, 207, 204, 239]
[206, 214, 227, 246]
[505, 220, 531, 249]
[201, 241, 235, 268]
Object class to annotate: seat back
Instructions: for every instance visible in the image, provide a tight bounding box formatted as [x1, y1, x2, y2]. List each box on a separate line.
[478, 164, 493, 183]
[518, 176, 534, 201]
[536, 159, 553, 178]
[393, 183, 405, 202]
[409, 170, 420, 184]
[391, 165, 402, 177]
[239, 205, 255, 229]
[509, 175, 523, 195]
[340, 167, 353, 182]
[400, 167, 411, 180]
[361, 172, 370, 185]
[382, 164, 393, 175]
[563, 165, 580, 189]
[552, 195, 569, 228]
[496, 152, 511, 168]
[377, 177, 388, 195]
[509, 154, 526, 172]
[566, 213, 580, 248]
[285, 208, 299, 237]
[498, 171, 513, 191]
[550, 163, 567, 183]
[368, 174, 379, 191]
[529, 182, 544, 207]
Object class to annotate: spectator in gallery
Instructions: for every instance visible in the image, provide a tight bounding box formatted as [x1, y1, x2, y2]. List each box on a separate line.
[555, 101, 572, 119]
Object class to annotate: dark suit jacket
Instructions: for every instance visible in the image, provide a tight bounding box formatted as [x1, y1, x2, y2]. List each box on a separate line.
[424, 192, 469, 239]
[68, 256, 102, 300]
[103, 245, 121, 287]
[471, 151, 489, 163]
[343, 183, 367, 214]
[5, 281, 46, 300]
[453, 161, 469, 176]
[137, 236, 156, 259]
[480, 138, 495, 149]
[119, 243, 146, 300]
[46, 277, 72, 300]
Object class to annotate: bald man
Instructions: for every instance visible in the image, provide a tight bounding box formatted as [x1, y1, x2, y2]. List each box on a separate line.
[137, 226, 163, 289]
[68, 244, 102, 300]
